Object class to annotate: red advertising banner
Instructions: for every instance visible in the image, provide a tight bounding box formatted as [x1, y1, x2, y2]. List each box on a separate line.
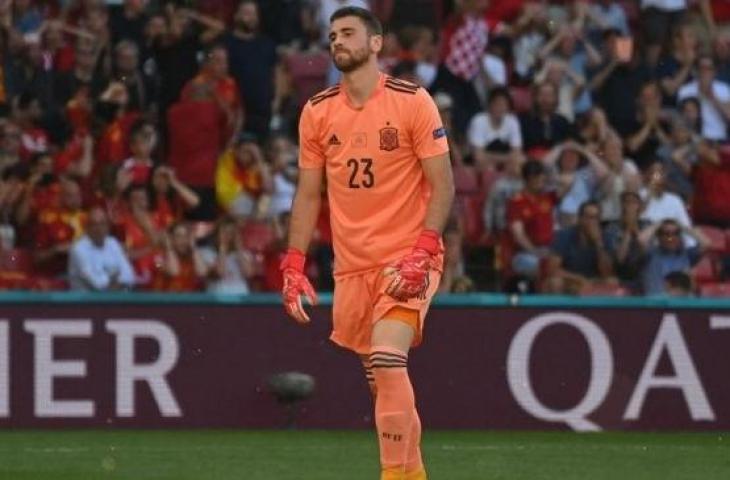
[0, 301, 729, 431]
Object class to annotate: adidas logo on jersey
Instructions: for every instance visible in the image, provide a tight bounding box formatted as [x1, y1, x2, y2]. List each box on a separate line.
[328, 134, 341, 146]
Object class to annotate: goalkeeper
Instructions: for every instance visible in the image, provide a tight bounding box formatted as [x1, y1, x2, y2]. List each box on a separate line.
[280, 6, 453, 480]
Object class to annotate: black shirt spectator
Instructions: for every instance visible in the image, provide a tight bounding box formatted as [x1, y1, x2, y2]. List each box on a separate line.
[109, 0, 148, 48]
[519, 81, 572, 152]
[225, 0, 278, 139]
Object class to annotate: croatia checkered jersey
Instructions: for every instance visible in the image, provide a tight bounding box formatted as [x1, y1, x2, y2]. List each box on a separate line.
[298, 73, 449, 277]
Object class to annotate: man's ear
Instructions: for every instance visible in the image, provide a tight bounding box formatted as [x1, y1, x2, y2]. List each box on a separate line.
[370, 34, 383, 54]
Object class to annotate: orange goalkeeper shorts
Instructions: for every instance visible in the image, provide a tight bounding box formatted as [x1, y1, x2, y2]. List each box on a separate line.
[330, 268, 441, 355]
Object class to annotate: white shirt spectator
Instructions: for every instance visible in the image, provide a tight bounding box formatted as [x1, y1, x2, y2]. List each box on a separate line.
[467, 113, 522, 150]
[678, 80, 730, 141]
[271, 172, 296, 216]
[68, 236, 136, 291]
[640, 189, 696, 246]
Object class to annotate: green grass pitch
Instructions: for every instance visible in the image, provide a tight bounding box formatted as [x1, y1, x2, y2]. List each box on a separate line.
[0, 430, 728, 479]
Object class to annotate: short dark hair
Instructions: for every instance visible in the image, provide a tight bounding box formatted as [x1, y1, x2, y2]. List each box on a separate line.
[578, 200, 601, 217]
[664, 270, 692, 293]
[487, 86, 513, 109]
[330, 6, 383, 36]
[522, 159, 545, 180]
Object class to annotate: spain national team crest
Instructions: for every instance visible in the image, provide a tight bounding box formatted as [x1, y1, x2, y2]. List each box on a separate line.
[379, 126, 399, 151]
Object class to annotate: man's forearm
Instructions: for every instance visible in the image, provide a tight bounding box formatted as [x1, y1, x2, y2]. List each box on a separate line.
[287, 189, 322, 252]
[422, 181, 454, 234]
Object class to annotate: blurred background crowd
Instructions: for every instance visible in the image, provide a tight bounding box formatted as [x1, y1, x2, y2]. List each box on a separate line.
[1, 0, 730, 297]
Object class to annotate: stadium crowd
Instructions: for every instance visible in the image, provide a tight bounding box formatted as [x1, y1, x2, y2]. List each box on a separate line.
[1, 0, 730, 297]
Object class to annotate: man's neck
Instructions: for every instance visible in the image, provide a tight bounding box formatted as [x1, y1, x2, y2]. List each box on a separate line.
[341, 63, 381, 108]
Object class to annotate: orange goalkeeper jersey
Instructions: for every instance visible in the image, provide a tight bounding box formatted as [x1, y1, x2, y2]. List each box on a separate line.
[298, 74, 449, 276]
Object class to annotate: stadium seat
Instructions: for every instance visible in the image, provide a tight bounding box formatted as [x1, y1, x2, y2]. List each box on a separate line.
[453, 164, 479, 195]
[700, 282, 730, 297]
[240, 221, 277, 253]
[697, 225, 727, 254]
[0, 248, 34, 290]
[509, 86, 532, 113]
[692, 256, 718, 284]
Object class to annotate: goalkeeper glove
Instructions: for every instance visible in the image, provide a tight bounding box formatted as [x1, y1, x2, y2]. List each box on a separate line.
[280, 248, 318, 324]
[384, 230, 441, 301]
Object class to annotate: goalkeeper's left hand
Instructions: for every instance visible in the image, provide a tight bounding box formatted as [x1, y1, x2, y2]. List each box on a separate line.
[383, 230, 441, 301]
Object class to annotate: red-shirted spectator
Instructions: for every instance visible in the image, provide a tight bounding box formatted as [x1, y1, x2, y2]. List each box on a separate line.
[95, 82, 141, 171]
[152, 222, 207, 292]
[16, 153, 61, 229]
[12, 92, 48, 161]
[149, 165, 201, 225]
[116, 121, 157, 188]
[116, 184, 167, 286]
[33, 177, 86, 278]
[507, 160, 558, 279]
[181, 44, 242, 146]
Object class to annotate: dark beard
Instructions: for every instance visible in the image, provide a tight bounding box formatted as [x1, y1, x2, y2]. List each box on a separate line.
[332, 48, 369, 73]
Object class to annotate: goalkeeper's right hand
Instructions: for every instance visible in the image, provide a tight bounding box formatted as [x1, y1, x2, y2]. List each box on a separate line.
[280, 248, 318, 324]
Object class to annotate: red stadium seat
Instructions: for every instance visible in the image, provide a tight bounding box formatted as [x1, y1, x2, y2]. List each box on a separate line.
[697, 225, 727, 254]
[509, 86, 532, 114]
[692, 256, 718, 284]
[240, 221, 276, 253]
[700, 282, 730, 297]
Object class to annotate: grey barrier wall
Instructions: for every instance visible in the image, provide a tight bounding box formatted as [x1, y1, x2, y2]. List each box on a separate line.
[0, 295, 729, 431]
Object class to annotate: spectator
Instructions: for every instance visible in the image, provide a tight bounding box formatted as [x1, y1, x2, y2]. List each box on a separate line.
[640, 0, 688, 64]
[224, 0, 277, 139]
[641, 161, 693, 232]
[267, 134, 297, 217]
[542, 140, 609, 227]
[439, 221, 467, 293]
[590, 29, 654, 137]
[536, 25, 601, 118]
[656, 22, 697, 107]
[507, 160, 557, 279]
[605, 191, 650, 293]
[678, 96, 702, 133]
[200, 216, 254, 294]
[215, 131, 273, 219]
[109, 0, 149, 47]
[596, 135, 642, 222]
[467, 87, 523, 170]
[678, 54, 730, 142]
[181, 44, 242, 146]
[548, 201, 616, 293]
[433, 0, 490, 134]
[95, 81, 140, 170]
[108, 40, 157, 113]
[483, 154, 523, 236]
[154, 222, 207, 292]
[149, 164, 200, 225]
[68, 206, 136, 291]
[116, 183, 166, 286]
[585, 0, 630, 38]
[519, 81, 572, 154]
[511, 3, 551, 82]
[15, 153, 61, 227]
[663, 270, 694, 296]
[656, 116, 700, 201]
[12, 92, 48, 160]
[33, 177, 86, 279]
[116, 120, 157, 191]
[625, 81, 671, 170]
[639, 219, 710, 295]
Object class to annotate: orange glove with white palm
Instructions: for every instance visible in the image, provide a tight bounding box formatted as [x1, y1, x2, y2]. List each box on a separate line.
[280, 248, 318, 324]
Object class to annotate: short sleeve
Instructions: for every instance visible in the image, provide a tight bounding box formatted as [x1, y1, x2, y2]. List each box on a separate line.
[467, 113, 488, 149]
[411, 89, 450, 160]
[298, 102, 325, 169]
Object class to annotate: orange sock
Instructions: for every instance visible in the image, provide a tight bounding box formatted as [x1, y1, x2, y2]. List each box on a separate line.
[370, 346, 424, 474]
